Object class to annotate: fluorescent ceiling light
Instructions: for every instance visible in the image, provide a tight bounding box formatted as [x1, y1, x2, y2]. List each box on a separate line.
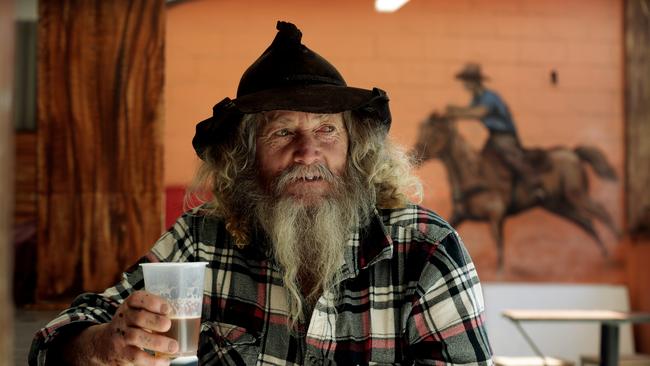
[375, 0, 410, 12]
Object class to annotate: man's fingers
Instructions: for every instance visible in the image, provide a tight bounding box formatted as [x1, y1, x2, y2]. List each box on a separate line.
[122, 345, 172, 366]
[116, 292, 177, 365]
[122, 327, 179, 356]
[124, 308, 171, 333]
[126, 291, 171, 315]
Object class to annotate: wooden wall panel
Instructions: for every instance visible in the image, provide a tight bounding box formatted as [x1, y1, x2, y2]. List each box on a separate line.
[37, 0, 165, 300]
[0, 0, 15, 362]
[625, 0, 650, 352]
[625, 0, 650, 236]
[14, 132, 37, 305]
[14, 133, 37, 225]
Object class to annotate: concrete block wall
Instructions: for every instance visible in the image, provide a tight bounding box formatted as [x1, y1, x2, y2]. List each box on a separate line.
[166, 0, 624, 282]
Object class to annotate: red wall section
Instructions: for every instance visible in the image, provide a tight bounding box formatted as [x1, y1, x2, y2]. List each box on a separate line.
[165, 0, 624, 283]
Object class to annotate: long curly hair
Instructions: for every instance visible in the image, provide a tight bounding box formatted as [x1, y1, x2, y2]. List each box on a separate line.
[185, 111, 423, 245]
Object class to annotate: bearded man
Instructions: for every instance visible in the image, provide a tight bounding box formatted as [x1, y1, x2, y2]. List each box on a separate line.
[30, 22, 492, 366]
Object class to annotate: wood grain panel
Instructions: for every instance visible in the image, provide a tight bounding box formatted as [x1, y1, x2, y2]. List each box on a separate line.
[625, 0, 650, 237]
[14, 132, 37, 225]
[625, 0, 650, 352]
[37, 0, 165, 300]
[0, 0, 15, 362]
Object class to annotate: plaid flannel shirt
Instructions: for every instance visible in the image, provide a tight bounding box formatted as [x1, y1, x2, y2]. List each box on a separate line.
[30, 204, 492, 365]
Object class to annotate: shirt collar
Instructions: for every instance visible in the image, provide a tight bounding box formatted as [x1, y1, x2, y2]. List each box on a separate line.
[339, 207, 394, 281]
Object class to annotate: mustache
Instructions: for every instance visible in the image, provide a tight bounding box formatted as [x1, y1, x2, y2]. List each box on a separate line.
[274, 163, 338, 192]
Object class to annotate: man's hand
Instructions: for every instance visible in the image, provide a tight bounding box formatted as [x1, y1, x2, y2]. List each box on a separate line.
[60, 291, 178, 366]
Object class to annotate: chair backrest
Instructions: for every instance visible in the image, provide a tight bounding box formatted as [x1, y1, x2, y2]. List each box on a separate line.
[483, 283, 635, 363]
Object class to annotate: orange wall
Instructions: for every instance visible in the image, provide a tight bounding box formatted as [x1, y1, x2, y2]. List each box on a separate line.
[166, 0, 624, 282]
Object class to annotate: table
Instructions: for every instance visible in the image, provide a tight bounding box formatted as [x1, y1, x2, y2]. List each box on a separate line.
[502, 309, 650, 366]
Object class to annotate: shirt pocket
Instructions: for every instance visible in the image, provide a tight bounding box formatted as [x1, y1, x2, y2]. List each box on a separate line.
[203, 321, 261, 365]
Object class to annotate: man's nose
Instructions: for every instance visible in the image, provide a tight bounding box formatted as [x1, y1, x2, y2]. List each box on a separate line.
[292, 133, 321, 165]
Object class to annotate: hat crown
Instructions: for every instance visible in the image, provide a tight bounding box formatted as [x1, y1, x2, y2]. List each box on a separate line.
[236, 21, 347, 97]
[456, 62, 487, 81]
[462, 63, 481, 75]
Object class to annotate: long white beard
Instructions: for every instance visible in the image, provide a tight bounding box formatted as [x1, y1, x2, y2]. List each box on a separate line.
[253, 164, 371, 327]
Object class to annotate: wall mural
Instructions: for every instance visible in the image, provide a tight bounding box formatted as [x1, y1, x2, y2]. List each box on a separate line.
[161, 1, 627, 283]
[410, 63, 619, 273]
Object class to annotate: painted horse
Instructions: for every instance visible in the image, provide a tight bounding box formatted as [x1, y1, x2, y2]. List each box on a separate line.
[410, 112, 619, 270]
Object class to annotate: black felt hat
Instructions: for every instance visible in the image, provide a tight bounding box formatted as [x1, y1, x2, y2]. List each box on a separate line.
[192, 21, 391, 159]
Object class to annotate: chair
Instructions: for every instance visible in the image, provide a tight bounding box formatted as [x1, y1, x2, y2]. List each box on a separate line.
[580, 354, 650, 366]
[494, 356, 574, 366]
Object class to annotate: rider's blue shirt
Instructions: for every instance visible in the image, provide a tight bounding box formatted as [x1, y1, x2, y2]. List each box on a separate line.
[471, 89, 518, 134]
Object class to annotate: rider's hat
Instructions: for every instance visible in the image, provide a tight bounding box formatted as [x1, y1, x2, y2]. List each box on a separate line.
[192, 21, 391, 159]
[455, 63, 490, 82]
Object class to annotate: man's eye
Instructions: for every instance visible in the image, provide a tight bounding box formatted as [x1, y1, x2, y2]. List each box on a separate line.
[319, 125, 335, 133]
[274, 129, 291, 137]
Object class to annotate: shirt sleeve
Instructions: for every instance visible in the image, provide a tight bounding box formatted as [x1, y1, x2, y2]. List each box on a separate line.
[28, 214, 198, 366]
[406, 231, 493, 365]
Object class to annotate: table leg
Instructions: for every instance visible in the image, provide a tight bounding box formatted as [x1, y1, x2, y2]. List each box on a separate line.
[512, 320, 546, 360]
[600, 323, 619, 366]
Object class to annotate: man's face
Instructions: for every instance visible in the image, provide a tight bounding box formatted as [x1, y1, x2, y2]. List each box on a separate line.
[462, 80, 480, 93]
[255, 111, 349, 203]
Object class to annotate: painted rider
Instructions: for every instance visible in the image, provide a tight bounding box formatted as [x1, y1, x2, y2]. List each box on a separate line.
[446, 63, 545, 200]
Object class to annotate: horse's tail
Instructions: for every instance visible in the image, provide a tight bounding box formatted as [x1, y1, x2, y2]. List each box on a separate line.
[574, 146, 617, 181]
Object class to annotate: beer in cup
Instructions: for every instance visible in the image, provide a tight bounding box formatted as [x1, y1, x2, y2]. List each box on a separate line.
[140, 262, 207, 364]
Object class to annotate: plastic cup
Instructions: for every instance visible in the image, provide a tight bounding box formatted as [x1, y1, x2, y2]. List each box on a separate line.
[140, 262, 207, 363]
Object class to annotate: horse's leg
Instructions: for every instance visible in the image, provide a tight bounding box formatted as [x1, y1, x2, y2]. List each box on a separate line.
[544, 203, 608, 257]
[489, 218, 505, 272]
[582, 199, 621, 239]
[551, 160, 610, 256]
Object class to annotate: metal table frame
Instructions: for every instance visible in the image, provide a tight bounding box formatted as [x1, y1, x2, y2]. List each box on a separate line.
[502, 309, 650, 366]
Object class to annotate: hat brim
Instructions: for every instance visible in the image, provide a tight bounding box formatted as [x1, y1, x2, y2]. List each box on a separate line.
[192, 85, 390, 159]
[455, 71, 489, 81]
